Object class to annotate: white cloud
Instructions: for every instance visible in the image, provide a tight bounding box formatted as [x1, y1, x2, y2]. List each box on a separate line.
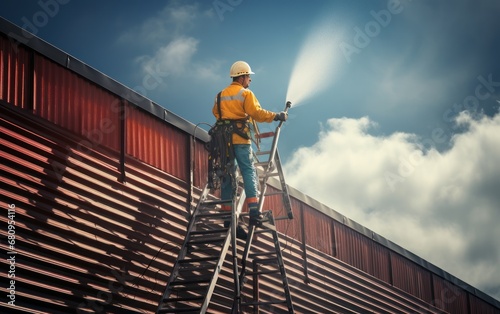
[118, 2, 210, 45]
[284, 111, 500, 301]
[135, 36, 222, 83]
[137, 36, 199, 77]
[121, 2, 222, 87]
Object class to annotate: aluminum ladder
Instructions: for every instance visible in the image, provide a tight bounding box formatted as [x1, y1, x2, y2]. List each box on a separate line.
[156, 101, 294, 313]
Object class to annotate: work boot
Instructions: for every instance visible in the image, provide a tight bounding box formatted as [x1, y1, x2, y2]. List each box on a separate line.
[224, 221, 247, 240]
[249, 207, 264, 224]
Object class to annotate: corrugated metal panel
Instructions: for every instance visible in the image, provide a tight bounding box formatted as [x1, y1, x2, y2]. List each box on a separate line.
[370, 240, 392, 284]
[126, 104, 188, 181]
[271, 191, 303, 242]
[1, 106, 188, 313]
[334, 226, 395, 286]
[192, 137, 209, 188]
[432, 274, 468, 313]
[33, 54, 120, 151]
[470, 293, 499, 314]
[286, 245, 446, 314]
[334, 220, 373, 274]
[302, 203, 334, 256]
[391, 252, 433, 304]
[0, 34, 30, 109]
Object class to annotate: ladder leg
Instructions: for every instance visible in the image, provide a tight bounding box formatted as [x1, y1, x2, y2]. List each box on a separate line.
[234, 212, 294, 313]
[274, 150, 293, 219]
[231, 196, 240, 313]
[270, 222, 294, 312]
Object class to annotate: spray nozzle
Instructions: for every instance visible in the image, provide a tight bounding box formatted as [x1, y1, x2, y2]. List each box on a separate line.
[285, 101, 292, 109]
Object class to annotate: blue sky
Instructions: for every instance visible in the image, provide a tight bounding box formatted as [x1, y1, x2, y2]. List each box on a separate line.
[2, 0, 500, 302]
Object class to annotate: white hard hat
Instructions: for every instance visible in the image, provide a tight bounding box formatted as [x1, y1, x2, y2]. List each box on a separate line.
[229, 61, 255, 78]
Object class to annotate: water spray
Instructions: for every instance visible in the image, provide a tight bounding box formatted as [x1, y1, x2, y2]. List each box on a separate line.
[285, 18, 344, 107]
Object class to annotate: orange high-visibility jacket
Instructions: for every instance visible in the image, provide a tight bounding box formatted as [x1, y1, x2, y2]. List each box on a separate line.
[212, 82, 276, 144]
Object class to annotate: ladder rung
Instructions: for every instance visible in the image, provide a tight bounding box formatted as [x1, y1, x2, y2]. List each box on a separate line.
[196, 212, 231, 219]
[188, 237, 225, 245]
[254, 161, 271, 167]
[252, 258, 277, 265]
[158, 307, 202, 313]
[171, 275, 212, 285]
[247, 269, 281, 276]
[201, 199, 232, 206]
[255, 150, 271, 156]
[249, 251, 276, 258]
[241, 299, 287, 306]
[257, 131, 275, 138]
[186, 246, 224, 256]
[178, 265, 216, 273]
[170, 284, 208, 292]
[178, 256, 219, 264]
[162, 295, 204, 303]
[190, 228, 227, 236]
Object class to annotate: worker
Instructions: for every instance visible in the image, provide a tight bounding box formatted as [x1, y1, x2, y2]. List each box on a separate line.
[212, 61, 288, 239]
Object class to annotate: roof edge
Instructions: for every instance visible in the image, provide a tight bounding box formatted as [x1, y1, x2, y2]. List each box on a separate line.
[0, 16, 210, 142]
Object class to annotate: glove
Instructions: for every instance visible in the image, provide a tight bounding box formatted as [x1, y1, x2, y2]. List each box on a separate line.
[274, 111, 288, 121]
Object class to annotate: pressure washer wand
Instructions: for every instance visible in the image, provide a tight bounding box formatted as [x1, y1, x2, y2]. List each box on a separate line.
[271, 100, 291, 156]
[277, 100, 292, 128]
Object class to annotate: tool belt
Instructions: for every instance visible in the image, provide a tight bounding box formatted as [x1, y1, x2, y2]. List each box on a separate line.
[207, 118, 251, 189]
[215, 119, 250, 140]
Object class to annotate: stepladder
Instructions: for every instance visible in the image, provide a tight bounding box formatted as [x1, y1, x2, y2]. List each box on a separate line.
[156, 101, 294, 313]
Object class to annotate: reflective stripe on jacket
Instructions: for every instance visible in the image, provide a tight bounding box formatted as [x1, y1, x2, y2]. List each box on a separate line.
[212, 82, 275, 144]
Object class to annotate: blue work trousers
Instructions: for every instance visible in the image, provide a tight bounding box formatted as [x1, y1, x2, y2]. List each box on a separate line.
[221, 144, 258, 202]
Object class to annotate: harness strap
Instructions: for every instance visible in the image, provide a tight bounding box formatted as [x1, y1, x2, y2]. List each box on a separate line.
[216, 92, 222, 122]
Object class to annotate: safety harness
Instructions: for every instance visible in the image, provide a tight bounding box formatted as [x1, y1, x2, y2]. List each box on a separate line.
[207, 91, 250, 189]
